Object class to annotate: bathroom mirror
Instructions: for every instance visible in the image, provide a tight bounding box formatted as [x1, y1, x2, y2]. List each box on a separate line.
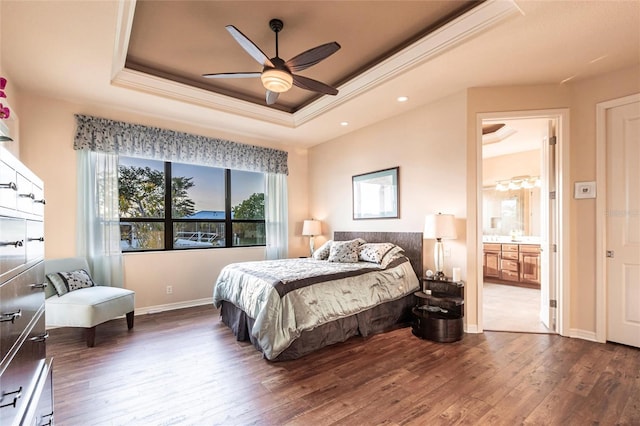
[482, 187, 540, 237]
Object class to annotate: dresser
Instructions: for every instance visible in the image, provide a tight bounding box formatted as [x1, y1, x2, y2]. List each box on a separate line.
[0, 146, 52, 425]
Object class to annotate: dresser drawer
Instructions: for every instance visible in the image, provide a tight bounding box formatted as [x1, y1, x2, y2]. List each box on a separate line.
[0, 217, 26, 279]
[25, 221, 44, 263]
[0, 263, 45, 363]
[0, 311, 47, 426]
[501, 244, 519, 252]
[500, 259, 519, 272]
[15, 175, 45, 218]
[0, 160, 17, 211]
[21, 358, 53, 426]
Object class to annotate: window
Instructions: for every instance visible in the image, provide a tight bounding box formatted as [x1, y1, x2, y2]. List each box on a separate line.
[118, 156, 265, 251]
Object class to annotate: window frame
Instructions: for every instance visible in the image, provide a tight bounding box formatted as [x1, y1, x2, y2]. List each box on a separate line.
[119, 159, 265, 252]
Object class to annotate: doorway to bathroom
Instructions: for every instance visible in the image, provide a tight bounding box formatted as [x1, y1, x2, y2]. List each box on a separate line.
[479, 111, 563, 334]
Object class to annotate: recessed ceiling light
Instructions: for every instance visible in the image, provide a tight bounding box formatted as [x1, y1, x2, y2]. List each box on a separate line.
[397, 96, 409, 102]
[340, 121, 349, 126]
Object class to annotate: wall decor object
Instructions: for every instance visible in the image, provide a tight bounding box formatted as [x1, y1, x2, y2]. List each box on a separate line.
[352, 167, 399, 220]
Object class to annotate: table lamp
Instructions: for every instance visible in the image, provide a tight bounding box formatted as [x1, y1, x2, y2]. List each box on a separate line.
[302, 219, 322, 257]
[424, 213, 457, 279]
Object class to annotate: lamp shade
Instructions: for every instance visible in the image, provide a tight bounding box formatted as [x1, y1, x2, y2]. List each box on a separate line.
[302, 219, 322, 236]
[424, 213, 457, 240]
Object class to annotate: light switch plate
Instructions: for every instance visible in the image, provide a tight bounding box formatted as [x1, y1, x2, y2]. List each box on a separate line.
[574, 181, 596, 199]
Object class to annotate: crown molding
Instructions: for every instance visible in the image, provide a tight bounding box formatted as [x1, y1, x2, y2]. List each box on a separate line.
[294, 0, 523, 126]
[111, 0, 522, 129]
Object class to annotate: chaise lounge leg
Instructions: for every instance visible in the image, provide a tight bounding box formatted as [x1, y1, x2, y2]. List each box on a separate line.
[126, 311, 134, 330]
[86, 327, 96, 347]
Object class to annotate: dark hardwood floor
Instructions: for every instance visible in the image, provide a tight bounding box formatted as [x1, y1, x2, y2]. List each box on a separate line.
[47, 305, 640, 425]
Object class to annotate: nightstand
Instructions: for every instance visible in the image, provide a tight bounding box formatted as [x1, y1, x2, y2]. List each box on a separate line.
[411, 277, 464, 342]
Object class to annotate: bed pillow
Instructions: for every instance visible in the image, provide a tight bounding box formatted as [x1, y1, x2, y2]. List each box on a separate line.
[312, 240, 333, 260]
[327, 239, 362, 263]
[380, 246, 406, 269]
[359, 242, 398, 264]
[46, 269, 96, 296]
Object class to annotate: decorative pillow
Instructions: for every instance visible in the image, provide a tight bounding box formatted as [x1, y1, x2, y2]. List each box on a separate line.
[359, 242, 398, 264]
[46, 269, 96, 296]
[312, 240, 333, 260]
[380, 246, 406, 269]
[327, 239, 361, 263]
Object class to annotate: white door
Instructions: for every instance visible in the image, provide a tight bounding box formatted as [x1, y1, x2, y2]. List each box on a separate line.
[539, 119, 557, 331]
[606, 99, 640, 347]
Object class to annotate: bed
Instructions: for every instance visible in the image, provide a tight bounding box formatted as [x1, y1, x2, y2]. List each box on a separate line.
[212, 231, 423, 361]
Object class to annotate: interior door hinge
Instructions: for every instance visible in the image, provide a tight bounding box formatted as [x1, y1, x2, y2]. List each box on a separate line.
[553, 244, 557, 253]
[606, 250, 615, 258]
[549, 136, 557, 146]
[550, 299, 557, 308]
[550, 191, 556, 199]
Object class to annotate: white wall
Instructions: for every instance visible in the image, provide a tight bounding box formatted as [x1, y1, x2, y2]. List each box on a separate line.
[12, 58, 640, 335]
[17, 93, 310, 311]
[309, 91, 468, 284]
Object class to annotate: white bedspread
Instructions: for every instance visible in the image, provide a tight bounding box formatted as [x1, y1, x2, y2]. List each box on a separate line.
[212, 257, 419, 360]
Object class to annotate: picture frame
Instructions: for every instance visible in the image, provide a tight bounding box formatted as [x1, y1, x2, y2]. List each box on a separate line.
[352, 167, 399, 220]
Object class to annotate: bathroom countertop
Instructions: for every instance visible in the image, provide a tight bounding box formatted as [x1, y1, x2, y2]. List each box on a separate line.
[482, 236, 541, 245]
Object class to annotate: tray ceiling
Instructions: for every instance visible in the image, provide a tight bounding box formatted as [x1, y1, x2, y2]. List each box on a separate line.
[125, 1, 478, 113]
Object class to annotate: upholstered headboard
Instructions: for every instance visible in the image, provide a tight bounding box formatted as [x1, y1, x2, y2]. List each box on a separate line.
[334, 231, 423, 279]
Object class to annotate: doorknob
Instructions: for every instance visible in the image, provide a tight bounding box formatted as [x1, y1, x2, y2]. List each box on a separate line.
[606, 250, 614, 258]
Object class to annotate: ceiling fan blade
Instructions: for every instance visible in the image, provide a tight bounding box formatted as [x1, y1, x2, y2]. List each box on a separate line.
[266, 90, 279, 105]
[202, 72, 261, 79]
[292, 74, 338, 96]
[285, 42, 341, 72]
[225, 25, 274, 68]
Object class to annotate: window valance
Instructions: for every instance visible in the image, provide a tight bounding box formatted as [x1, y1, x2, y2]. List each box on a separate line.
[73, 114, 288, 175]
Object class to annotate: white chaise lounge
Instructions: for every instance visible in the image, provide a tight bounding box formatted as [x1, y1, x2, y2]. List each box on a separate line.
[44, 257, 135, 347]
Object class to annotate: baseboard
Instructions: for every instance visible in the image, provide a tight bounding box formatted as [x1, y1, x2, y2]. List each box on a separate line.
[464, 324, 480, 333]
[45, 298, 217, 330]
[135, 297, 216, 315]
[569, 328, 599, 342]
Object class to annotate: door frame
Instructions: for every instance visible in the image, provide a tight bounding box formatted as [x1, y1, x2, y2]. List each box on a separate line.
[595, 93, 640, 343]
[476, 109, 570, 336]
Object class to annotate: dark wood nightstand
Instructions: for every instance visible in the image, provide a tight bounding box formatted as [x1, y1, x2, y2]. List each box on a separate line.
[411, 277, 464, 342]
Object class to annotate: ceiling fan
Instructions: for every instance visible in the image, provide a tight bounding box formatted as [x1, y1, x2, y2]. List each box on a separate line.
[203, 19, 341, 105]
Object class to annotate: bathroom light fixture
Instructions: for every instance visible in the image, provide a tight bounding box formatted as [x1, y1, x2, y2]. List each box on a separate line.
[260, 68, 293, 93]
[397, 96, 409, 102]
[495, 176, 540, 192]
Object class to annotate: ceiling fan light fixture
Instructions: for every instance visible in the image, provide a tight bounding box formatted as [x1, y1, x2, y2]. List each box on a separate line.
[261, 69, 293, 93]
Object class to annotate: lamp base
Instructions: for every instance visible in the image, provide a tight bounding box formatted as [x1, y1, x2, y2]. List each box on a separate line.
[309, 236, 315, 257]
[434, 238, 446, 280]
[433, 271, 447, 280]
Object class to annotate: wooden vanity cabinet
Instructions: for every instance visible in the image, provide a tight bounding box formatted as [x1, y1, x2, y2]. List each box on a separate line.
[482, 243, 500, 279]
[483, 242, 541, 288]
[499, 244, 520, 283]
[520, 245, 541, 285]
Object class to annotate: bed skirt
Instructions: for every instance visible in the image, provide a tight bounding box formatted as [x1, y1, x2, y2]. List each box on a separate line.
[219, 294, 416, 361]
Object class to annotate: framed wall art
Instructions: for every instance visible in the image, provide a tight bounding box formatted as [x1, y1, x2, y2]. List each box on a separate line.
[352, 167, 399, 220]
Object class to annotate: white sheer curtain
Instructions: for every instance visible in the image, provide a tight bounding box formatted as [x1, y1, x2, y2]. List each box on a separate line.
[264, 173, 288, 260]
[76, 150, 124, 287]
